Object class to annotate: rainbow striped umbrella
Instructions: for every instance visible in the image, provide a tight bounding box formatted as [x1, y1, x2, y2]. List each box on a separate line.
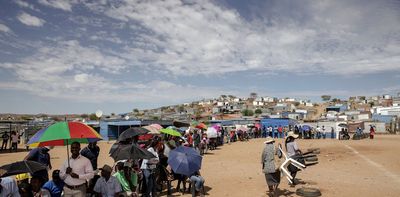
[27, 121, 102, 147]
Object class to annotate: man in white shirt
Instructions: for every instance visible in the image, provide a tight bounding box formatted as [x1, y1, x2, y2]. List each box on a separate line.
[0, 177, 20, 197]
[93, 164, 121, 197]
[60, 141, 94, 197]
[10, 132, 19, 152]
[140, 140, 159, 197]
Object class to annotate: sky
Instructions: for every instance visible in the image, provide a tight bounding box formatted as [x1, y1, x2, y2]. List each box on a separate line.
[0, 0, 400, 115]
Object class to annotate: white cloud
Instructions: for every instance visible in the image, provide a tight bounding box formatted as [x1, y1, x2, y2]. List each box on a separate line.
[0, 39, 127, 99]
[74, 73, 89, 83]
[82, 0, 400, 76]
[38, 0, 76, 12]
[2, 0, 400, 108]
[15, 0, 40, 11]
[0, 24, 11, 33]
[17, 12, 45, 27]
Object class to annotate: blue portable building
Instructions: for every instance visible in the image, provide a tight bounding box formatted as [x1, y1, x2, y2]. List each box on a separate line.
[260, 118, 298, 129]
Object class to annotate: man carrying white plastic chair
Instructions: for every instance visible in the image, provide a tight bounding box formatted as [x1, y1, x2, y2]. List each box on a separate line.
[279, 131, 306, 185]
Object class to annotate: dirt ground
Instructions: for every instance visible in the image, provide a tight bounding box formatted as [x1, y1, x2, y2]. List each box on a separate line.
[1, 135, 400, 197]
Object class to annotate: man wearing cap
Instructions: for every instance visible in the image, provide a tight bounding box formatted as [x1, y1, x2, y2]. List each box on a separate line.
[59, 141, 94, 197]
[25, 146, 53, 182]
[93, 164, 121, 197]
[114, 162, 138, 197]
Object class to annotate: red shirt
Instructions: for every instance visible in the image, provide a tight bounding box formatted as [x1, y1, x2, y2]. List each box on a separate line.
[187, 134, 193, 145]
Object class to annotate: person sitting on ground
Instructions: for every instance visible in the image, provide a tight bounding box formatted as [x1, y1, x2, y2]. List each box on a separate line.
[189, 171, 205, 196]
[30, 176, 51, 197]
[114, 162, 138, 197]
[261, 136, 281, 195]
[42, 170, 64, 197]
[93, 164, 122, 197]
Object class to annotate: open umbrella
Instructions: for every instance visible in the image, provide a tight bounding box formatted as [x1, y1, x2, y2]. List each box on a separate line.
[206, 127, 218, 138]
[237, 126, 248, 132]
[0, 161, 47, 177]
[211, 125, 221, 132]
[168, 146, 202, 176]
[143, 125, 160, 135]
[27, 121, 102, 166]
[109, 143, 156, 162]
[195, 123, 208, 130]
[302, 125, 312, 131]
[118, 127, 149, 142]
[160, 128, 182, 137]
[138, 134, 154, 141]
[149, 124, 163, 130]
[27, 121, 102, 147]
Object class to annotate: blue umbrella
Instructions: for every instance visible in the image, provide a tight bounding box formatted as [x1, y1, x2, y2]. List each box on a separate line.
[302, 125, 311, 131]
[168, 146, 202, 176]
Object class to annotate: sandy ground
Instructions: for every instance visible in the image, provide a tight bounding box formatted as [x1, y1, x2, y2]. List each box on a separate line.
[1, 135, 400, 196]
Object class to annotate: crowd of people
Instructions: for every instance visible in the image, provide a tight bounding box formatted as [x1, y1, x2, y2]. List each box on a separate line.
[0, 122, 375, 197]
[0, 126, 215, 197]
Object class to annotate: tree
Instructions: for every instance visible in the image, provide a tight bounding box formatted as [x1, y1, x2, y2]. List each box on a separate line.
[368, 101, 375, 107]
[89, 113, 97, 120]
[255, 109, 262, 114]
[321, 95, 331, 101]
[132, 108, 139, 113]
[228, 95, 236, 99]
[241, 109, 254, 116]
[178, 105, 185, 113]
[80, 114, 89, 119]
[250, 92, 258, 99]
[294, 102, 300, 107]
[331, 98, 340, 103]
[359, 96, 366, 100]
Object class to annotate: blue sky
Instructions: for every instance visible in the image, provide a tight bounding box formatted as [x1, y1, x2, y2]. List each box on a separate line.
[0, 0, 400, 114]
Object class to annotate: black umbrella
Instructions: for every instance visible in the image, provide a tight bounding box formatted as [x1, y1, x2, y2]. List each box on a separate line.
[118, 127, 150, 142]
[0, 160, 47, 177]
[109, 143, 156, 162]
[338, 123, 348, 128]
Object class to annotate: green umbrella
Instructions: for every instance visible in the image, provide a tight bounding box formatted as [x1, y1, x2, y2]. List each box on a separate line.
[160, 128, 182, 137]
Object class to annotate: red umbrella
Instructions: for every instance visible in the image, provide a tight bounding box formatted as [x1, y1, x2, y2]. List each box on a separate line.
[138, 134, 153, 141]
[195, 123, 207, 130]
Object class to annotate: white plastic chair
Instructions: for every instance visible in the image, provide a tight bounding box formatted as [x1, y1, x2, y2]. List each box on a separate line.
[278, 144, 306, 184]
